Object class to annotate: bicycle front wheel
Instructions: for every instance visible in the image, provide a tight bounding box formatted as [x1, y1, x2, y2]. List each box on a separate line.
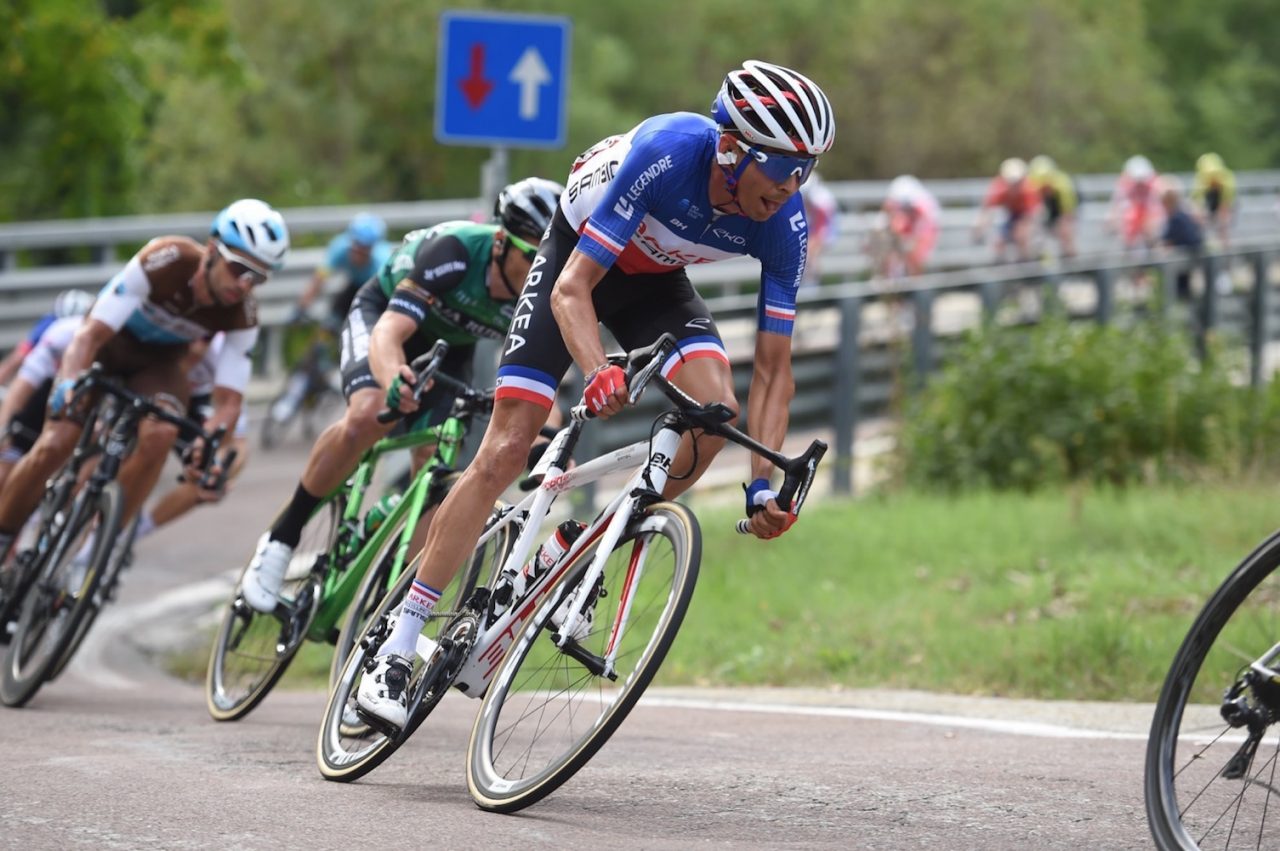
[0, 482, 122, 708]
[205, 499, 341, 721]
[1145, 528, 1280, 850]
[467, 502, 701, 813]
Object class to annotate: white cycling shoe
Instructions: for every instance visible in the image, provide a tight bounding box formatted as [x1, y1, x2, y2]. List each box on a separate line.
[240, 535, 292, 613]
[356, 653, 413, 731]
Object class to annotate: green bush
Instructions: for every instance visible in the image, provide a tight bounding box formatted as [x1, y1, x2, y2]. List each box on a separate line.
[898, 315, 1249, 491]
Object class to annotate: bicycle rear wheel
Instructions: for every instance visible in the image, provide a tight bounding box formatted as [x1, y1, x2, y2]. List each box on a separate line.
[0, 482, 122, 707]
[1145, 529, 1280, 850]
[467, 502, 700, 813]
[317, 503, 514, 781]
[205, 499, 341, 721]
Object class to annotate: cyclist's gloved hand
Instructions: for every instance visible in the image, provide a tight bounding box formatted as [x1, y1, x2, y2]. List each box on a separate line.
[743, 477, 798, 540]
[584, 364, 627, 418]
[48, 378, 77, 419]
[384, 366, 420, 415]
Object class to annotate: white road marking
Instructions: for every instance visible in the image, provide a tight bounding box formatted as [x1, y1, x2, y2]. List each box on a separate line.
[638, 695, 1149, 741]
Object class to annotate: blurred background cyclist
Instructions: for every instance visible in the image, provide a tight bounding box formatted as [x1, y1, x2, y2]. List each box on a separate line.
[1192, 152, 1237, 250]
[0, 289, 95, 389]
[1027, 155, 1079, 260]
[293, 212, 393, 327]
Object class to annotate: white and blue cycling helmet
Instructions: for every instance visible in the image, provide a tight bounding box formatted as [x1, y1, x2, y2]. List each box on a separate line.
[712, 60, 835, 156]
[211, 198, 290, 272]
[346, 212, 387, 247]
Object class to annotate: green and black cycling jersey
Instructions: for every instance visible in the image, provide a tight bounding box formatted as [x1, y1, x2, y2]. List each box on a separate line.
[376, 221, 514, 345]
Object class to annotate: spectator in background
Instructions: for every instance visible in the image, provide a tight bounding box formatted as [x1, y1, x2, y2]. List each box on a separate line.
[881, 175, 940, 276]
[799, 171, 838, 287]
[972, 158, 1041, 263]
[1028, 155, 1079, 260]
[1192, 152, 1237, 250]
[1108, 155, 1163, 253]
[294, 212, 393, 327]
[1158, 174, 1204, 301]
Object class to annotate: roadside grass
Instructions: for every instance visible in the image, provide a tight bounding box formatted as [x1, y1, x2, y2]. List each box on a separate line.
[171, 480, 1280, 702]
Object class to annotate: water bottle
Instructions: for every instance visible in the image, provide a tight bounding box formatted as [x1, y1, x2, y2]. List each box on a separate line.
[363, 493, 402, 537]
[494, 519, 586, 610]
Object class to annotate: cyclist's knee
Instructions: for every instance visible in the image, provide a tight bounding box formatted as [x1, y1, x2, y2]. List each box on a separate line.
[136, 418, 180, 457]
[28, 424, 78, 470]
[344, 392, 390, 446]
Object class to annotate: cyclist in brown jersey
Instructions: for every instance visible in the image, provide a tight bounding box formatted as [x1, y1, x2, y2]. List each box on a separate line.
[0, 200, 290, 591]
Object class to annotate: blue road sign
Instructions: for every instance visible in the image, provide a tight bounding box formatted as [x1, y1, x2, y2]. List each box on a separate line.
[436, 11, 571, 148]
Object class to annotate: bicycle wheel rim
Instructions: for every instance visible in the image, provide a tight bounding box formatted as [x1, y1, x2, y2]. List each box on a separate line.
[467, 502, 700, 812]
[1145, 530, 1280, 850]
[318, 503, 514, 780]
[205, 500, 340, 721]
[0, 483, 121, 707]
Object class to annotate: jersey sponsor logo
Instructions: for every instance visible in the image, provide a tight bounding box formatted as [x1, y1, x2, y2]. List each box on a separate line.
[421, 260, 467, 282]
[789, 211, 807, 232]
[685, 317, 711, 329]
[504, 254, 547, 355]
[566, 159, 619, 204]
[388, 296, 426, 321]
[712, 227, 746, 246]
[613, 197, 634, 221]
[142, 244, 181, 272]
[668, 217, 688, 231]
[624, 155, 673, 202]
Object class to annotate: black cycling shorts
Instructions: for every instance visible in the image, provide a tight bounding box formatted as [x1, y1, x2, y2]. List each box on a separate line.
[494, 208, 729, 408]
[338, 280, 475, 430]
[2, 378, 51, 458]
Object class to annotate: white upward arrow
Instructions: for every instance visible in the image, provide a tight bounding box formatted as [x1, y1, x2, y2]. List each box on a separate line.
[509, 47, 551, 120]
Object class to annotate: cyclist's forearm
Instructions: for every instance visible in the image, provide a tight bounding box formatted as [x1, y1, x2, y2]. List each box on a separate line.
[298, 272, 326, 309]
[745, 364, 794, 483]
[367, 315, 415, 390]
[0, 377, 36, 431]
[206, 386, 244, 434]
[551, 251, 610, 374]
[58, 319, 115, 381]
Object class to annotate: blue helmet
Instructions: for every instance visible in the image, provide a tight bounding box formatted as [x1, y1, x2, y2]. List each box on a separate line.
[211, 198, 290, 272]
[347, 212, 387, 247]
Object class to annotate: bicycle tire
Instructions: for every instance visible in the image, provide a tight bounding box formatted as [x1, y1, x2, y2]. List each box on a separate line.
[467, 502, 701, 813]
[328, 511, 412, 690]
[205, 498, 342, 722]
[0, 482, 123, 708]
[46, 516, 139, 682]
[317, 502, 513, 782]
[1145, 528, 1280, 850]
[0, 476, 78, 631]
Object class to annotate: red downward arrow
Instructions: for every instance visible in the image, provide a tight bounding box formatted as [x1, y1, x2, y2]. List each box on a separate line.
[459, 43, 494, 109]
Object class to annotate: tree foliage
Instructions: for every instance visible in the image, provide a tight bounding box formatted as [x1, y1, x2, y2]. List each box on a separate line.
[2, 0, 1276, 221]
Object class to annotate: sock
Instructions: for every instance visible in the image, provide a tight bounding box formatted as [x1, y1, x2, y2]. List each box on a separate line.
[380, 579, 442, 659]
[135, 511, 157, 541]
[269, 484, 324, 549]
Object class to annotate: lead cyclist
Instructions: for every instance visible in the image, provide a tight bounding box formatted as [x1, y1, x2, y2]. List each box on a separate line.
[354, 59, 837, 730]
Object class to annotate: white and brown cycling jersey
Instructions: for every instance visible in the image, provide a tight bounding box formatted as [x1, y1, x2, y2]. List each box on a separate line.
[88, 236, 259, 396]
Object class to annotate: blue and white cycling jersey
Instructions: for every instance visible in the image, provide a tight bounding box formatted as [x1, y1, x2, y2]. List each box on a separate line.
[324, 234, 393, 284]
[562, 112, 809, 336]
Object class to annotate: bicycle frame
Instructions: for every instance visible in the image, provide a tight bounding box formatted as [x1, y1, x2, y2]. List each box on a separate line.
[306, 416, 468, 642]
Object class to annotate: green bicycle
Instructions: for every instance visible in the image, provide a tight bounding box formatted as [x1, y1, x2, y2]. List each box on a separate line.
[205, 343, 495, 721]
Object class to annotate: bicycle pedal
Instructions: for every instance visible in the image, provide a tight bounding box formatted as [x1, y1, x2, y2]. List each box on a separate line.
[353, 706, 403, 740]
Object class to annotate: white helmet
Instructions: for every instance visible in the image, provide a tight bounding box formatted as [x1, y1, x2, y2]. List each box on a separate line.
[887, 175, 924, 204]
[1000, 158, 1028, 183]
[1123, 155, 1155, 181]
[54, 289, 94, 318]
[711, 60, 835, 155]
[211, 199, 290, 272]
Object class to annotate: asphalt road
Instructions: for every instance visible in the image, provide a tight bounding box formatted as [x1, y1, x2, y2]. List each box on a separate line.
[0, 431, 1159, 850]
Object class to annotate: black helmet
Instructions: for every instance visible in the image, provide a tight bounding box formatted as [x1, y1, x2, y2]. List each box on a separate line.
[495, 177, 563, 244]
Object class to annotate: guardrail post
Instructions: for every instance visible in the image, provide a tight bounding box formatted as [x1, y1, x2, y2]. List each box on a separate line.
[0, 250, 12, 271]
[1198, 254, 1222, 360]
[1157, 258, 1178, 319]
[1251, 251, 1271, 387]
[91, 244, 114, 265]
[832, 296, 862, 495]
[1095, 268, 1114, 325]
[979, 279, 1001, 321]
[911, 288, 935, 385]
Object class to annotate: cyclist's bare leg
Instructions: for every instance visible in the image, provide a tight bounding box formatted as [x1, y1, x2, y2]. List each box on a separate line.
[0, 418, 81, 537]
[662, 357, 737, 499]
[298, 387, 395, 497]
[148, 435, 250, 529]
[403, 443, 441, 556]
[411, 398, 544, 592]
[116, 417, 180, 523]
